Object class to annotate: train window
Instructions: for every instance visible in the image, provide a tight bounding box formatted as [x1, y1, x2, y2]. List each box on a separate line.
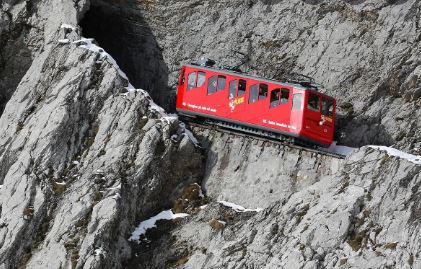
[307, 93, 320, 112]
[249, 84, 259, 104]
[292, 93, 303, 110]
[270, 89, 281, 108]
[238, 79, 246, 96]
[229, 80, 237, 99]
[259, 84, 268, 100]
[280, 88, 289, 103]
[208, 76, 217, 94]
[270, 88, 289, 108]
[197, 72, 206, 87]
[322, 98, 334, 116]
[217, 76, 226, 91]
[179, 69, 185, 85]
[187, 72, 197, 91]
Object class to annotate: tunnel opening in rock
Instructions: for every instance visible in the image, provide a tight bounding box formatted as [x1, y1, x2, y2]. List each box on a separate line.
[79, 0, 172, 110]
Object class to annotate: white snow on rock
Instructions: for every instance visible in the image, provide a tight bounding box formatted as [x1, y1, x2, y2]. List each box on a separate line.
[73, 38, 130, 82]
[326, 141, 356, 156]
[369, 146, 421, 165]
[94, 247, 105, 257]
[58, 39, 70, 44]
[218, 201, 263, 212]
[161, 114, 178, 125]
[60, 23, 76, 31]
[129, 210, 189, 243]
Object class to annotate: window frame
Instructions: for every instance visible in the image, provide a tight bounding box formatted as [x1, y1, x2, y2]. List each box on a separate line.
[187, 72, 197, 91]
[248, 84, 259, 104]
[207, 75, 227, 95]
[217, 76, 226, 91]
[207, 76, 218, 95]
[292, 93, 303, 110]
[229, 80, 237, 99]
[238, 79, 247, 96]
[322, 98, 334, 117]
[258, 84, 268, 101]
[197, 71, 206, 88]
[270, 88, 290, 108]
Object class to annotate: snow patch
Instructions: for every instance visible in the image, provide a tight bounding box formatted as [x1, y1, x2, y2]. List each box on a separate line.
[161, 114, 178, 125]
[326, 141, 356, 156]
[107, 184, 121, 190]
[199, 205, 208, 209]
[58, 39, 70, 44]
[218, 201, 263, 212]
[61, 23, 76, 31]
[0, 185, 3, 190]
[129, 210, 189, 243]
[369, 146, 421, 165]
[94, 247, 105, 256]
[73, 38, 134, 89]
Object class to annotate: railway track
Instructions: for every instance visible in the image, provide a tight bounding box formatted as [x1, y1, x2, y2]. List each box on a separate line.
[181, 116, 346, 159]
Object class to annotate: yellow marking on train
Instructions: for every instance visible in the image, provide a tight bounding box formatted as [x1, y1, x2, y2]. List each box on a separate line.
[234, 97, 244, 105]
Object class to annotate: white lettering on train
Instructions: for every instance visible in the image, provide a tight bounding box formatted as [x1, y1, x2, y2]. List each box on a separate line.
[186, 103, 217, 113]
[262, 119, 296, 130]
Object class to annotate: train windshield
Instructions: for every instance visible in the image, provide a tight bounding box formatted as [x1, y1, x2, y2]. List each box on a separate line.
[322, 98, 334, 116]
[307, 93, 320, 112]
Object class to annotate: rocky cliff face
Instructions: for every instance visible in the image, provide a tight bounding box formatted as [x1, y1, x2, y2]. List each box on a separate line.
[0, 2, 203, 268]
[134, 146, 421, 269]
[1, 0, 421, 268]
[94, 0, 421, 150]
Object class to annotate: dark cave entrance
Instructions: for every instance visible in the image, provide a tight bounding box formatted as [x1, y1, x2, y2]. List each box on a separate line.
[79, 1, 172, 110]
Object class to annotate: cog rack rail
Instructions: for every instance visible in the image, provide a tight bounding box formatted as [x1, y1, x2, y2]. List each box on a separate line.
[181, 116, 345, 159]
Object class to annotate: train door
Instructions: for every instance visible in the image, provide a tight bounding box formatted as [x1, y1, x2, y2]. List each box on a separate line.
[227, 78, 247, 119]
[176, 66, 186, 109]
[204, 74, 228, 115]
[303, 92, 324, 140]
[182, 69, 208, 110]
[320, 97, 335, 141]
[247, 82, 269, 123]
[290, 91, 304, 134]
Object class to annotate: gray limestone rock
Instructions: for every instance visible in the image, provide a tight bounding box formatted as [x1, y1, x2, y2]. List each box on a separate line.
[1, 0, 421, 269]
[134, 146, 421, 269]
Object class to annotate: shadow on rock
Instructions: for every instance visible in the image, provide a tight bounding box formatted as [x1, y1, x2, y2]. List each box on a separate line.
[79, 0, 173, 111]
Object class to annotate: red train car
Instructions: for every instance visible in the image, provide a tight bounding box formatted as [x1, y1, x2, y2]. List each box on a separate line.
[176, 64, 336, 147]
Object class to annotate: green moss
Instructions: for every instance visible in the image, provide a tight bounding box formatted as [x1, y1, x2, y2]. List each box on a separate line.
[52, 181, 66, 195]
[92, 191, 103, 202]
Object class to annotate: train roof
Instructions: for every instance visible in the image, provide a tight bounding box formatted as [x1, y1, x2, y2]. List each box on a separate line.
[184, 64, 334, 99]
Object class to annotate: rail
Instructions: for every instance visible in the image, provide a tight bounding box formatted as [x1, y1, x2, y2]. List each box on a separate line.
[181, 116, 346, 159]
